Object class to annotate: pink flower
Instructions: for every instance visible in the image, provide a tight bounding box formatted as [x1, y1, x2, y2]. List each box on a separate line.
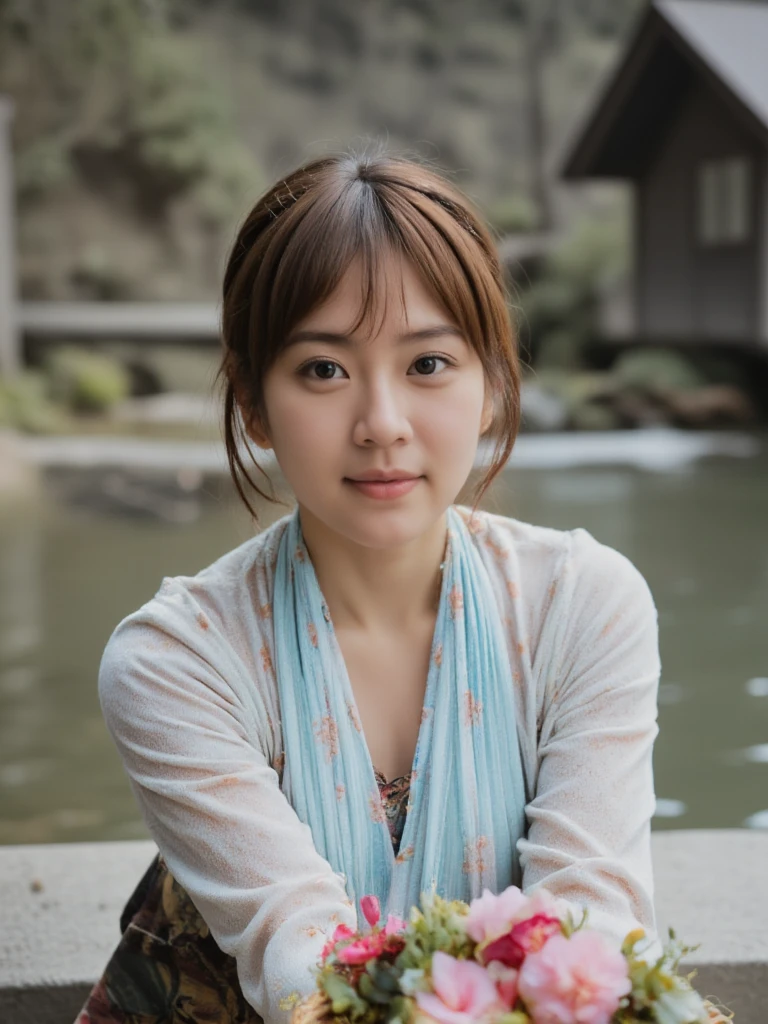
[336, 931, 387, 965]
[361, 895, 381, 927]
[416, 952, 507, 1024]
[485, 961, 519, 1008]
[524, 889, 572, 922]
[465, 886, 531, 943]
[358, 894, 406, 935]
[483, 914, 562, 968]
[319, 922, 356, 961]
[517, 931, 632, 1024]
[384, 913, 408, 935]
[322, 894, 407, 964]
[466, 886, 571, 946]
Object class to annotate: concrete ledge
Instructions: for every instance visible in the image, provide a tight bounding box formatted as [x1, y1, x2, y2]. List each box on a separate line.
[1, 831, 766, 1023]
[652, 831, 768, 1022]
[1, 840, 157, 1024]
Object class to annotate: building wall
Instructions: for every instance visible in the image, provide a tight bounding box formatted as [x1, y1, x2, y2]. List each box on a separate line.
[636, 80, 763, 342]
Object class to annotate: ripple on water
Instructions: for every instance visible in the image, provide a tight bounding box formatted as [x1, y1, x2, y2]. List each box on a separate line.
[726, 607, 757, 627]
[0, 761, 50, 787]
[720, 743, 768, 767]
[0, 665, 38, 696]
[654, 798, 687, 818]
[658, 683, 685, 706]
[744, 809, 768, 829]
[746, 677, 768, 697]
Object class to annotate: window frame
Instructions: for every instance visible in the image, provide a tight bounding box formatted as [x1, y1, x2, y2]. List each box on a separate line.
[696, 155, 752, 247]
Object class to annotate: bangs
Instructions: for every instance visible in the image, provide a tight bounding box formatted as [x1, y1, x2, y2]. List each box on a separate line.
[234, 158, 507, 379]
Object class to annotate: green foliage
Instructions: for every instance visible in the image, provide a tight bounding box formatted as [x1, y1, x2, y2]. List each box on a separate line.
[314, 893, 474, 1024]
[521, 209, 630, 370]
[613, 349, 707, 396]
[45, 346, 130, 413]
[0, 370, 63, 433]
[494, 1014, 529, 1024]
[534, 329, 585, 372]
[120, 33, 259, 225]
[395, 892, 473, 974]
[321, 971, 370, 1019]
[569, 397, 619, 431]
[486, 193, 540, 235]
[620, 929, 710, 1024]
[0, 0, 644, 299]
[528, 368, 620, 431]
[14, 137, 74, 199]
[1, 0, 262, 227]
[70, 244, 134, 300]
[0, 0, 148, 150]
[549, 212, 629, 291]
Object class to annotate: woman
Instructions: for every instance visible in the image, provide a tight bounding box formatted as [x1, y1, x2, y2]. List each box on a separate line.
[77, 151, 661, 1024]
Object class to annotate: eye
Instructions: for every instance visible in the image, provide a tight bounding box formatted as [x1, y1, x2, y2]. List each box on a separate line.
[300, 359, 347, 381]
[409, 354, 452, 376]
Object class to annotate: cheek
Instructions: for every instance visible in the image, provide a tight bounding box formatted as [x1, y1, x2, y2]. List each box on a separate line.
[267, 390, 344, 464]
[420, 380, 486, 447]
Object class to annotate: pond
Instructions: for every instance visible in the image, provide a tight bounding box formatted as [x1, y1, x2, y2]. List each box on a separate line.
[1, 430, 767, 845]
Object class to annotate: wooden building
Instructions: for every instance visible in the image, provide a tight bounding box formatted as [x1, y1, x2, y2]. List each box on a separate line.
[562, 0, 768, 350]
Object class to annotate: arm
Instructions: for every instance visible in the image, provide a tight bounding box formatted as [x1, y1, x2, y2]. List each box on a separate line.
[519, 529, 661, 949]
[98, 589, 356, 1024]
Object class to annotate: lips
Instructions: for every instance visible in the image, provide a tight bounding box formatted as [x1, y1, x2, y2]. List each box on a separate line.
[345, 476, 422, 500]
[346, 472, 421, 483]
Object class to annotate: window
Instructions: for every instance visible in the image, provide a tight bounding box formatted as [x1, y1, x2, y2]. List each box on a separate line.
[697, 156, 751, 245]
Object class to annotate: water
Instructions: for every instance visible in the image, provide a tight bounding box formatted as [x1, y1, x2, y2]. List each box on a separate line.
[1, 435, 767, 845]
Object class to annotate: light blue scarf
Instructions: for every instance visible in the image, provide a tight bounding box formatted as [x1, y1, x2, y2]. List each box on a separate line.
[272, 505, 527, 925]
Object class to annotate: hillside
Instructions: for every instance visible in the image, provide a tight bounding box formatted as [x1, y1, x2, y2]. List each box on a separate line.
[0, 0, 644, 301]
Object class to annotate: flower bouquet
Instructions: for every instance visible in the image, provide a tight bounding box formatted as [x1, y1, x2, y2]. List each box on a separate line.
[288, 886, 731, 1024]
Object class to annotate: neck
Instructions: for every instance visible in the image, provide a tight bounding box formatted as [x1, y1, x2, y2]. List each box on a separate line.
[297, 505, 449, 631]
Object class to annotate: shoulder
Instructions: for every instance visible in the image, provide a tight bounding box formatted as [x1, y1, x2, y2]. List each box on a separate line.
[454, 504, 656, 637]
[457, 503, 650, 588]
[452, 503, 569, 591]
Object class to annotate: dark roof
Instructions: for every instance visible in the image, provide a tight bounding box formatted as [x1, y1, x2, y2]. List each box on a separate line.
[562, 1, 768, 179]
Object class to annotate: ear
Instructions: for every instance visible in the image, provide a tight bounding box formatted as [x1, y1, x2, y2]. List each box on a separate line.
[480, 388, 495, 436]
[244, 409, 273, 451]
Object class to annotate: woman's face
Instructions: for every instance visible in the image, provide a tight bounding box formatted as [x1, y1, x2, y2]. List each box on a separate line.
[250, 251, 492, 551]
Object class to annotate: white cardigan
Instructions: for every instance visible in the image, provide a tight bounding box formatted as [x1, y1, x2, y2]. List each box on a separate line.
[98, 505, 661, 1024]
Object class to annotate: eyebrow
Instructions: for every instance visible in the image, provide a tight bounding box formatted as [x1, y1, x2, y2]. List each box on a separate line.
[284, 324, 465, 348]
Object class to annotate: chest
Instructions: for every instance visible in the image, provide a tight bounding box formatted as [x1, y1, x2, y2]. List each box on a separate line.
[335, 623, 434, 784]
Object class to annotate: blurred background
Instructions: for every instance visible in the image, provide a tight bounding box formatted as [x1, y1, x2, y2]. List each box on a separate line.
[0, 0, 767, 848]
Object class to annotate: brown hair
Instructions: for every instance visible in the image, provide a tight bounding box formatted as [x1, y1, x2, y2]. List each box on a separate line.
[219, 149, 520, 520]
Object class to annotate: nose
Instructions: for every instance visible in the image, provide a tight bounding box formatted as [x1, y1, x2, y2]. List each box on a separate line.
[352, 375, 413, 448]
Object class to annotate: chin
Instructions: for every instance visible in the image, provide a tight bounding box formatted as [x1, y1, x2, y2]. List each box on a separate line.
[341, 505, 447, 551]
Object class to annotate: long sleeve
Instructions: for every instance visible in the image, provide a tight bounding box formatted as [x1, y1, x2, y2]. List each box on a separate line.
[519, 528, 661, 950]
[98, 580, 357, 1024]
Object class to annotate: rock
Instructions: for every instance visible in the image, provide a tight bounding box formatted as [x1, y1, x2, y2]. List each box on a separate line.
[568, 399, 620, 432]
[613, 348, 707, 395]
[520, 381, 569, 432]
[661, 385, 757, 428]
[612, 390, 670, 428]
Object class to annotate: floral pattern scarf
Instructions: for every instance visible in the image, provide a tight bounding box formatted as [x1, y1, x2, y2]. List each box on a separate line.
[273, 504, 527, 924]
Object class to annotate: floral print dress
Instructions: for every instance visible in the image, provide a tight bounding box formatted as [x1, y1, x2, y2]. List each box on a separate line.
[75, 767, 410, 1024]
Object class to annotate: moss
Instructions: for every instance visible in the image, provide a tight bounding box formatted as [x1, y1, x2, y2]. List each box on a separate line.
[45, 346, 131, 414]
[613, 349, 707, 396]
[0, 371, 64, 434]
